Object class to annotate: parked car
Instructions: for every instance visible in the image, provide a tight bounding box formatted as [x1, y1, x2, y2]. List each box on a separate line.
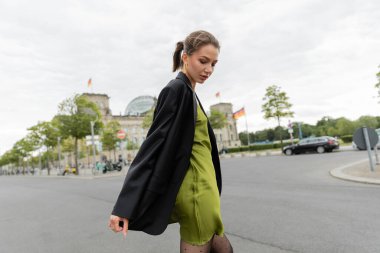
[283, 136, 339, 155]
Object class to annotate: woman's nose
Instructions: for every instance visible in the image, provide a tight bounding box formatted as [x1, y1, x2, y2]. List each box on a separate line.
[205, 64, 213, 74]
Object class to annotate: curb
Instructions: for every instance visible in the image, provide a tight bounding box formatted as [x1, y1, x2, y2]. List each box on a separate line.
[19, 171, 127, 180]
[219, 147, 353, 159]
[329, 159, 380, 185]
[220, 151, 282, 159]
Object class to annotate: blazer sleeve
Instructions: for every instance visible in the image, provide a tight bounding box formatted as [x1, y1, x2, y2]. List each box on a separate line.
[111, 85, 178, 219]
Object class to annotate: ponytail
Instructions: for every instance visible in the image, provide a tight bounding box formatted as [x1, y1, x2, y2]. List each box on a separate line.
[172, 41, 184, 72]
[172, 31, 220, 72]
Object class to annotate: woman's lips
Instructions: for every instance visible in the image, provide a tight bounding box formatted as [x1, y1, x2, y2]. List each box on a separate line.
[200, 75, 209, 80]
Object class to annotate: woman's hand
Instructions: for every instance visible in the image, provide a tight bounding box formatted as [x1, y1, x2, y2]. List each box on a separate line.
[108, 215, 129, 238]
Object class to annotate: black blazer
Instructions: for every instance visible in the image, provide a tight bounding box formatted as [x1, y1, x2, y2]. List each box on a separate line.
[111, 72, 222, 235]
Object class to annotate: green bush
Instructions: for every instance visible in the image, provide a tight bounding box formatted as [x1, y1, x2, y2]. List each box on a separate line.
[341, 135, 353, 143]
[227, 147, 242, 153]
[226, 141, 299, 153]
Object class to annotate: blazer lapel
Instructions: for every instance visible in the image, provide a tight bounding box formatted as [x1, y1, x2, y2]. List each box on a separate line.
[176, 72, 197, 127]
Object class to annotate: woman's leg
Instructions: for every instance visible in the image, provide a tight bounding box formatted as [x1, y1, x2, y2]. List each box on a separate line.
[180, 239, 212, 253]
[210, 234, 233, 253]
[179, 234, 233, 253]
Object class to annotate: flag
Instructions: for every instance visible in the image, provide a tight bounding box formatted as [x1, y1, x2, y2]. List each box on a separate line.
[215, 91, 220, 98]
[233, 107, 246, 119]
[88, 78, 92, 88]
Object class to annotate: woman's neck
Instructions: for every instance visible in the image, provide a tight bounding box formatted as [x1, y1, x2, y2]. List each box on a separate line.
[181, 69, 196, 91]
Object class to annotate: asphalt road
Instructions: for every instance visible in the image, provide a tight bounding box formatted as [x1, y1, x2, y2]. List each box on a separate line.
[0, 150, 379, 253]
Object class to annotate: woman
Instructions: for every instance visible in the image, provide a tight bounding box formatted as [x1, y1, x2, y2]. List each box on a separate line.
[108, 30, 233, 253]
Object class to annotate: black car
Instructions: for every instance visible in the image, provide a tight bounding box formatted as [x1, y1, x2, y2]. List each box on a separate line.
[283, 136, 339, 155]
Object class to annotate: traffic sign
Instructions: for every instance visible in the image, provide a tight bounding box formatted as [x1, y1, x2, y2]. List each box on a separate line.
[117, 130, 126, 140]
[353, 127, 378, 172]
[353, 127, 378, 150]
[86, 140, 99, 146]
[86, 135, 99, 141]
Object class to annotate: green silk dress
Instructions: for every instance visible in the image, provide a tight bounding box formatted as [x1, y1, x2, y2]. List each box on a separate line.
[170, 104, 224, 245]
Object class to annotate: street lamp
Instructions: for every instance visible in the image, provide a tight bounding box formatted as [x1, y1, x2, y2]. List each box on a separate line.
[57, 136, 62, 175]
[90, 119, 97, 175]
[297, 122, 303, 140]
[52, 126, 62, 176]
[288, 123, 294, 145]
[80, 107, 99, 176]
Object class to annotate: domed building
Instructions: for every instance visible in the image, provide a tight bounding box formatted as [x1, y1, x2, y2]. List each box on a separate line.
[82, 93, 239, 152]
[124, 96, 156, 116]
[82, 93, 156, 149]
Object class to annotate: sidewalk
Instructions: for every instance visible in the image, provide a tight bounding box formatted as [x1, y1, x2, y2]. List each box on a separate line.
[221, 149, 380, 185]
[20, 168, 128, 180]
[220, 150, 282, 158]
[330, 159, 380, 185]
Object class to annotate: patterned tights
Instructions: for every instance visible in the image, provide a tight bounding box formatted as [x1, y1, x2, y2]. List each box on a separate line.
[180, 234, 233, 253]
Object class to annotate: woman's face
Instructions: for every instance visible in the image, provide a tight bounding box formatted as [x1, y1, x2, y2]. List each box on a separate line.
[182, 44, 219, 87]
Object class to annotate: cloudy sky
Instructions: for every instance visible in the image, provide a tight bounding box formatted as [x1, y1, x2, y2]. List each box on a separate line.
[1, 0, 380, 154]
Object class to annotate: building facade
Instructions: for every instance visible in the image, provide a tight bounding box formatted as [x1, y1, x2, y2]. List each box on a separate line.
[82, 93, 156, 148]
[209, 103, 241, 150]
[83, 93, 240, 151]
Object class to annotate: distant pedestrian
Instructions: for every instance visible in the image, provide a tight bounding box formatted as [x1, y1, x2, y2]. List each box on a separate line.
[108, 30, 233, 252]
[126, 153, 132, 165]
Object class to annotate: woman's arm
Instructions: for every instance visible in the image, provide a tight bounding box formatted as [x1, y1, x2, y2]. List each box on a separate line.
[110, 85, 179, 224]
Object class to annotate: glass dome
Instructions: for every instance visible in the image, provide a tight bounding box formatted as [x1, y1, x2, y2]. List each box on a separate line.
[124, 96, 156, 116]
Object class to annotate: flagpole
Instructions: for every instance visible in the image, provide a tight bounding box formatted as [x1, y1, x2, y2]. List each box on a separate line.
[216, 92, 221, 103]
[244, 107, 250, 146]
[88, 78, 93, 93]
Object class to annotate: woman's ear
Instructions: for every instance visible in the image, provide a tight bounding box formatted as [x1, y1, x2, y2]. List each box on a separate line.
[182, 53, 188, 66]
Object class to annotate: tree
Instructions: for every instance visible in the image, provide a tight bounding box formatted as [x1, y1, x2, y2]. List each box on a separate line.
[274, 126, 289, 141]
[255, 129, 269, 142]
[0, 150, 15, 171]
[142, 108, 154, 129]
[238, 132, 255, 145]
[299, 123, 317, 138]
[28, 121, 60, 175]
[101, 120, 122, 160]
[375, 65, 380, 100]
[327, 127, 339, 137]
[316, 116, 337, 136]
[12, 136, 36, 174]
[239, 132, 248, 145]
[53, 95, 102, 174]
[61, 137, 75, 167]
[127, 141, 140, 150]
[355, 115, 378, 129]
[61, 137, 75, 153]
[335, 117, 355, 136]
[262, 85, 294, 148]
[209, 110, 227, 129]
